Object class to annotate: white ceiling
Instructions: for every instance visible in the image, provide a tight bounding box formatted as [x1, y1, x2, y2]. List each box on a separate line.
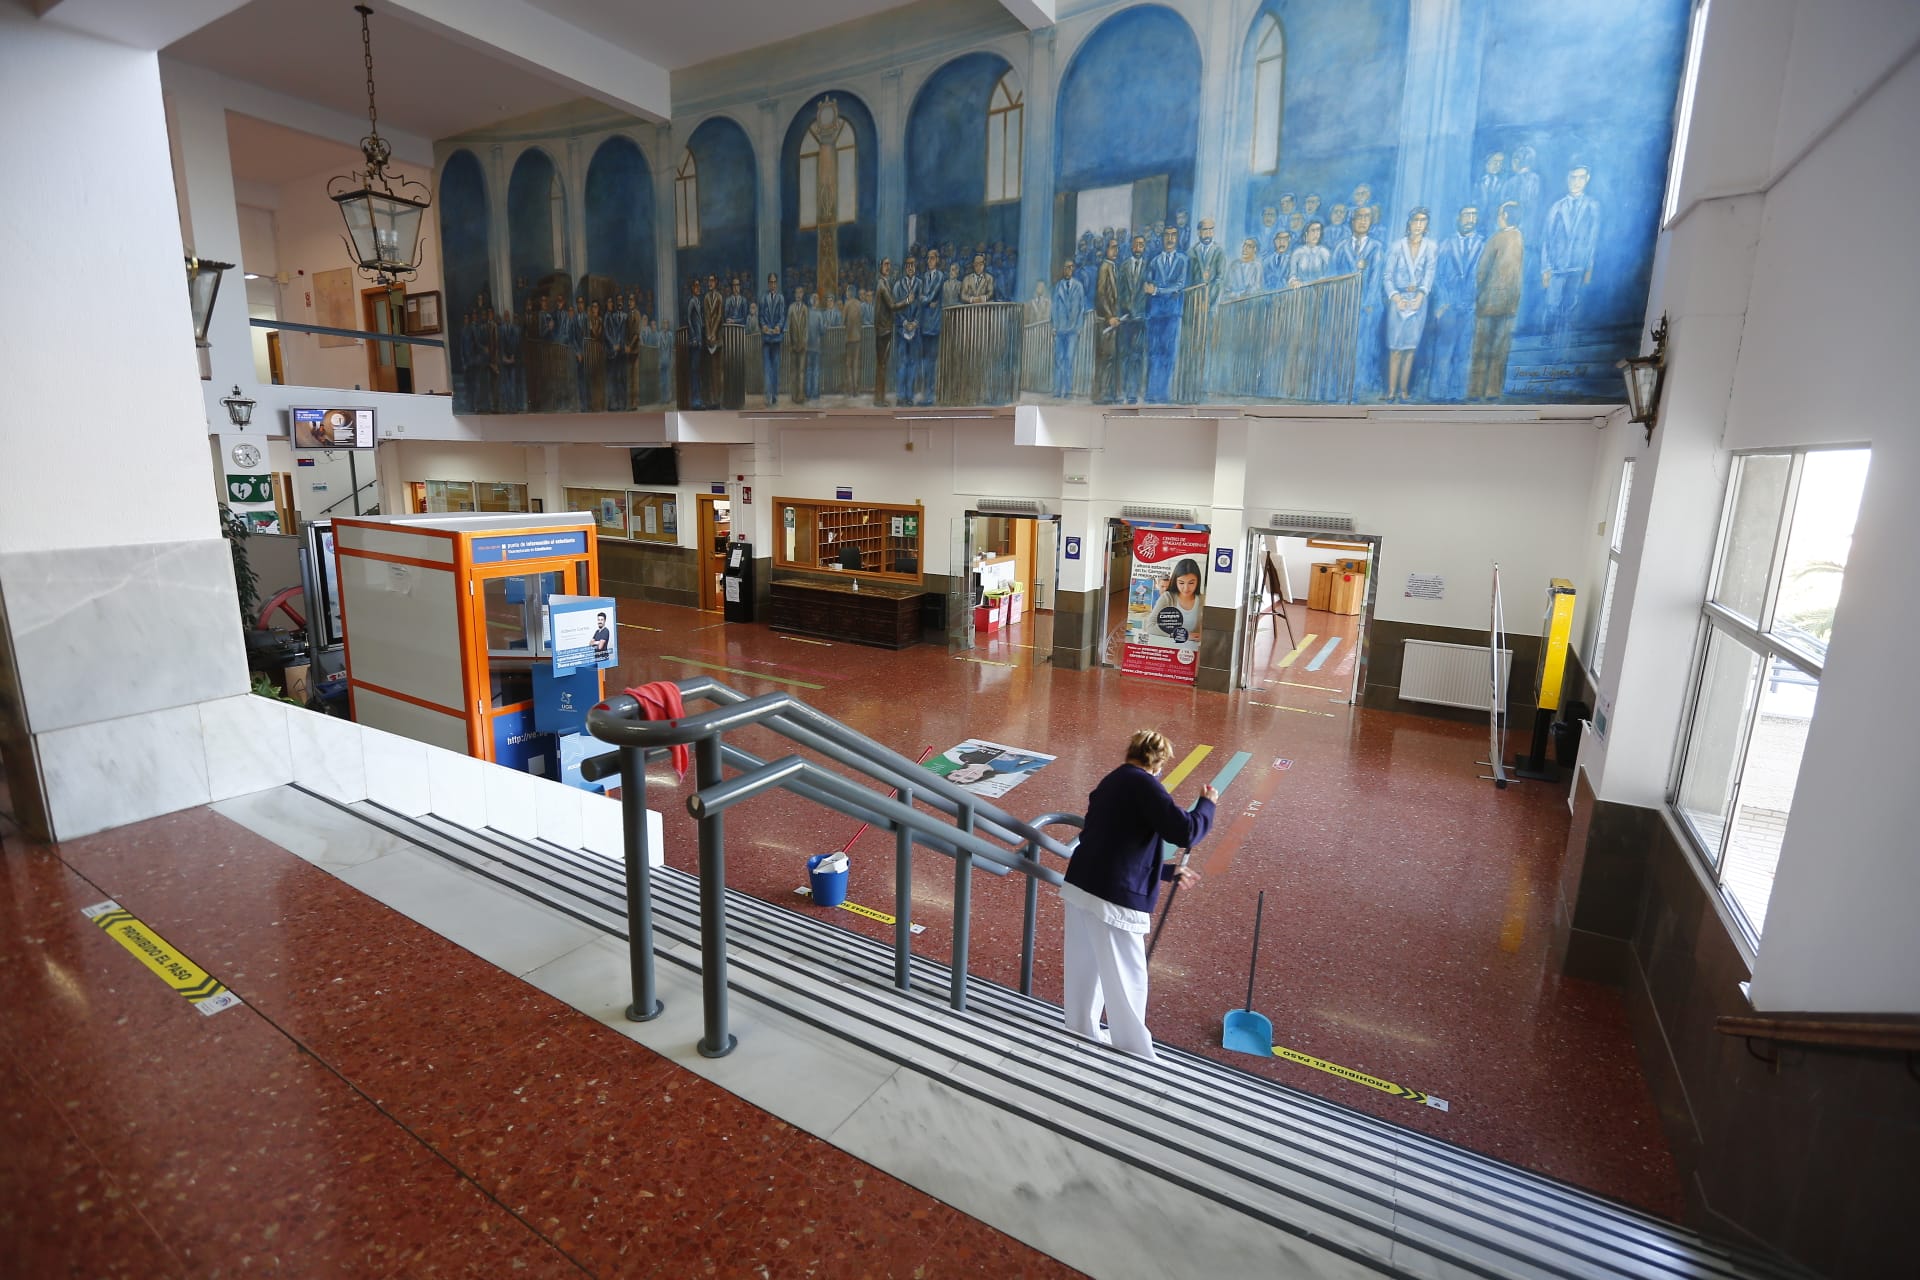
[523, 0, 920, 71]
[165, 0, 581, 139]
[164, 0, 928, 142]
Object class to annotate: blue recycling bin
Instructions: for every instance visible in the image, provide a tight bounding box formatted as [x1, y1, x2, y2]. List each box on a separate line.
[807, 854, 849, 908]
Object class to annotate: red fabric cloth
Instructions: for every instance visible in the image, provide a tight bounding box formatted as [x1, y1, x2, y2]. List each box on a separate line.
[626, 681, 690, 781]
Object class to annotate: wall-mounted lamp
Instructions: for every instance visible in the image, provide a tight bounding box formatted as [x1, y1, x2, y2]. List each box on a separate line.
[186, 255, 233, 379]
[1618, 313, 1668, 445]
[221, 385, 257, 428]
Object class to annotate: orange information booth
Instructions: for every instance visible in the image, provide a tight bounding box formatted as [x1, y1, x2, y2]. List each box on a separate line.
[331, 513, 603, 774]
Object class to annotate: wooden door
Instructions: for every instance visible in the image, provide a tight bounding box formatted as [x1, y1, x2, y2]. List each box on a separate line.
[362, 286, 412, 393]
[696, 494, 731, 613]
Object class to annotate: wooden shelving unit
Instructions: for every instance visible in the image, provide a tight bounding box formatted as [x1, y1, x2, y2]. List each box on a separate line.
[775, 497, 924, 582]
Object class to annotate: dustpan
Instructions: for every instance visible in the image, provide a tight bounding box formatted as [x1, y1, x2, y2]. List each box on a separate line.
[1221, 890, 1275, 1056]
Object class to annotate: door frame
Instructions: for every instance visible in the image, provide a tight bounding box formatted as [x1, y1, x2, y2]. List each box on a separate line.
[1235, 525, 1383, 704]
[696, 493, 730, 613]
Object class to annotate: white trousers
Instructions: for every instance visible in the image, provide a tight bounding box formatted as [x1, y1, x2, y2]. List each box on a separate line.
[1061, 898, 1156, 1059]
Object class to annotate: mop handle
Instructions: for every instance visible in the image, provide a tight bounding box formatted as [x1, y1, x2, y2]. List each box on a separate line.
[1145, 848, 1191, 962]
[1245, 889, 1265, 1013]
[839, 746, 936, 853]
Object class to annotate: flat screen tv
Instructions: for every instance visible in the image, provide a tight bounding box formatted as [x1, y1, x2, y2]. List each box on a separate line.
[630, 447, 679, 485]
[291, 406, 375, 449]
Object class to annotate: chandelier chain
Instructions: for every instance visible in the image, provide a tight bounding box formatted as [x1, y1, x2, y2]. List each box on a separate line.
[359, 5, 379, 148]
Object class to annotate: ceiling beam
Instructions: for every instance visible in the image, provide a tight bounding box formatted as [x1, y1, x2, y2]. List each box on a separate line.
[996, 0, 1056, 32]
[380, 0, 671, 124]
[36, 0, 252, 51]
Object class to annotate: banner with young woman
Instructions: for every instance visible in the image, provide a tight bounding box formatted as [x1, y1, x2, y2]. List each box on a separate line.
[1122, 526, 1209, 683]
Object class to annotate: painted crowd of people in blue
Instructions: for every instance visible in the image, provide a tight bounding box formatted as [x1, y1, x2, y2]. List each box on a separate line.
[448, 146, 1601, 414]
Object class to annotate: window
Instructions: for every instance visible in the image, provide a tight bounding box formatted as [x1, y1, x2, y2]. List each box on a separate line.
[564, 487, 679, 544]
[986, 73, 1023, 204]
[1588, 457, 1634, 679]
[1251, 17, 1284, 174]
[1663, 0, 1712, 227]
[549, 172, 568, 273]
[675, 148, 699, 249]
[1672, 447, 1869, 944]
[799, 108, 856, 230]
[425, 480, 476, 513]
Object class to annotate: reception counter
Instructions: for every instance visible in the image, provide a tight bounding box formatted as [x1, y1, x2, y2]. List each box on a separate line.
[767, 575, 925, 649]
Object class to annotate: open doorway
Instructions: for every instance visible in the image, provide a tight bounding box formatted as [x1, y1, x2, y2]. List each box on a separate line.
[951, 511, 1059, 659]
[696, 493, 732, 613]
[1237, 527, 1380, 704]
[362, 285, 412, 394]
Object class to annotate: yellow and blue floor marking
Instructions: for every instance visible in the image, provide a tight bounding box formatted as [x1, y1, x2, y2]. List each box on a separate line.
[1276, 633, 1318, 668]
[1163, 748, 1252, 859]
[1304, 637, 1342, 672]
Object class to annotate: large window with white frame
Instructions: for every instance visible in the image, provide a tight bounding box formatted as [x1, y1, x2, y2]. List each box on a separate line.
[1671, 446, 1869, 945]
[1588, 457, 1634, 680]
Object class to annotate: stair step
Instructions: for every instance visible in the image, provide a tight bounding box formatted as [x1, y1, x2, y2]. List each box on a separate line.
[314, 792, 1811, 1280]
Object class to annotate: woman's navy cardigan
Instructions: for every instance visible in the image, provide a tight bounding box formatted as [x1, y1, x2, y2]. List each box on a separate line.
[1063, 763, 1215, 914]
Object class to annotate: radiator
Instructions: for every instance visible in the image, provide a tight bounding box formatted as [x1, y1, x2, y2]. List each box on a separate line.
[1400, 639, 1512, 711]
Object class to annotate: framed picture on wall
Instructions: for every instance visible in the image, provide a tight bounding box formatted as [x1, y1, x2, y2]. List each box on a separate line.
[404, 291, 442, 335]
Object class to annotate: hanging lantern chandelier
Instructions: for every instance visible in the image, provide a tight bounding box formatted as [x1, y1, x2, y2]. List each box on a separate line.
[328, 5, 431, 285]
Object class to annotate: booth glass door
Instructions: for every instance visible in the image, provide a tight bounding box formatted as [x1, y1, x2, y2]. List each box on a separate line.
[467, 558, 595, 769]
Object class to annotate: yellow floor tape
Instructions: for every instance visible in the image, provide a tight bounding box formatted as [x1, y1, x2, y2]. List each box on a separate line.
[83, 901, 241, 1016]
[1270, 1043, 1448, 1110]
[795, 887, 927, 933]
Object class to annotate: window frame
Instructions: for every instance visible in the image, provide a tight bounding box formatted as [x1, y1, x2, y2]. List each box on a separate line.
[985, 74, 1024, 205]
[1668, 445, 1864, 947]
[675, 149, 699, 249]
[1587, 456, 1634, 680]
[1250, 17, 1284, 175]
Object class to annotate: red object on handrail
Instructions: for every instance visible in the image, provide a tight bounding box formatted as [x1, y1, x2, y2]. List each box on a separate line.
[625, 682, 690, 781]
[839, 746, 936, 853]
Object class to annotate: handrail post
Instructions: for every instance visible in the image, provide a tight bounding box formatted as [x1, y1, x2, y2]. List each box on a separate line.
[894, 782, 913, 992]
[951, 803, 973, 1011]
[619, 745, 664, 1022]
[1020, 839, 1039, 997]
[694, 734, 736, 1058]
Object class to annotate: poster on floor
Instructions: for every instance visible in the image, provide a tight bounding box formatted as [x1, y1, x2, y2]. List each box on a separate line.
[925, 739, 1055, 798]
[1122, 526, 1210, 684]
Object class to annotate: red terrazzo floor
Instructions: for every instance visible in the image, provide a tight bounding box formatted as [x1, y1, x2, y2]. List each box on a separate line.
[608, 598, 1684, 1221]
[0, 807, 1084, 1279]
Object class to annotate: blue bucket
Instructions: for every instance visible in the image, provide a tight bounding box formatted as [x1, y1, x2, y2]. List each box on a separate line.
[807, 854, 850, 908]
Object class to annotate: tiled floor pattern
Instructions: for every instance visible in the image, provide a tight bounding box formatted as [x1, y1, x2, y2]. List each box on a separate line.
[0, 590, 1684, 1275]
[0, 807, 1082, 1279]
[613, 598, 1682, 1221]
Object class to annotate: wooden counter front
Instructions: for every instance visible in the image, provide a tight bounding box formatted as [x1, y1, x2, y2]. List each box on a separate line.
[767, 576, 925, 649]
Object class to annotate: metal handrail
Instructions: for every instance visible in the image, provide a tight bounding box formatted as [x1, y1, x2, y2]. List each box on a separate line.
[585, 677, 1082, 1058]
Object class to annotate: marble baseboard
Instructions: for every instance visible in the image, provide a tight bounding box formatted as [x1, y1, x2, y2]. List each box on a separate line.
[0, 538, 249, 735]
[38, 703, 212, 840]
[362, 725, 432, 816]
[199, 694, 294, 803]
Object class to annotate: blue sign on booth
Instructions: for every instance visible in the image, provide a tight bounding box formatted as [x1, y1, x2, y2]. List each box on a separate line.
[472, 530, 588, 564]
[532, 665, 600, 735]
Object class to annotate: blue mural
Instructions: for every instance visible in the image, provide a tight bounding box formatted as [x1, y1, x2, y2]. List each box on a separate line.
[433, 0, 1689, 415]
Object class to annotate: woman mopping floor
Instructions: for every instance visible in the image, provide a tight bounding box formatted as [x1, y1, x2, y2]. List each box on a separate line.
[1059, 729, 1217, 1060]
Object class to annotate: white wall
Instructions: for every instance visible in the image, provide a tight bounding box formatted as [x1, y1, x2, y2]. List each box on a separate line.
[1723, 37, 1920, 1013]
[1592, 0, 1920, 1012]
[1244, 418, 1604, 634]
[265, 153, 450, 396]
[0, 12, 214, 554]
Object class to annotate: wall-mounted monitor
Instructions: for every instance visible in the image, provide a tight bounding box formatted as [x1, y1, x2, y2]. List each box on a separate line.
[292, 406, 376, 449]
[630, 446, 678, 485]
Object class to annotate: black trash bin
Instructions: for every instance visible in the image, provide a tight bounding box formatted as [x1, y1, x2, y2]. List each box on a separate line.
[722, 541, 755, 623]
[1551, 700, 1591, 768]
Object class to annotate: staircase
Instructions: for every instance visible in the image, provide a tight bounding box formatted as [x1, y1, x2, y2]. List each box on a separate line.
[303, 788, 1815, 1280]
